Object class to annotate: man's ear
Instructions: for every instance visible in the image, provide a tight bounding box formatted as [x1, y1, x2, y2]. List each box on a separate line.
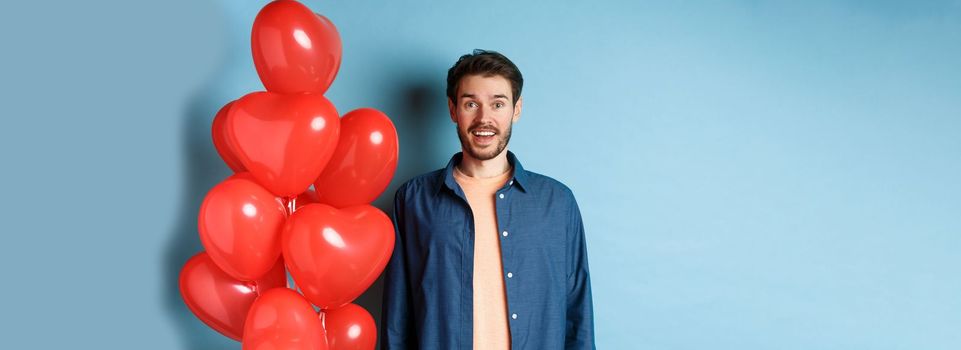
[448, 99, 457, 123]
[512, 96, 523, 123]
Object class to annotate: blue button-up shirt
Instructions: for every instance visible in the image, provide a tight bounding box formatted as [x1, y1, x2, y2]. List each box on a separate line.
[381, 151, 595, 349]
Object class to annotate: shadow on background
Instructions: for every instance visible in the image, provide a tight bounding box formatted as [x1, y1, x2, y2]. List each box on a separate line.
[353, 62, 449, 350]
[163, 89, 235, 349]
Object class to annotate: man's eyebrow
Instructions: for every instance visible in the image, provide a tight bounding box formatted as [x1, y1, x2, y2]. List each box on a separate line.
[458, 93, 510, 100]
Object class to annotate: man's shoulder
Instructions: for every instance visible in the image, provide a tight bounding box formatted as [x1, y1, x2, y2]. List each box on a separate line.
[394, 168, 445, 198]
[520, 169, 577, 201]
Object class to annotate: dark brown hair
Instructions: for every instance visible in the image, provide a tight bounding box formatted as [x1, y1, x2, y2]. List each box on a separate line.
[446, 49, 524, 104]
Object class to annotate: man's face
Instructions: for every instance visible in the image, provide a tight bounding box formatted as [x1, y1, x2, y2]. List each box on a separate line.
[449, 74, 523, 161]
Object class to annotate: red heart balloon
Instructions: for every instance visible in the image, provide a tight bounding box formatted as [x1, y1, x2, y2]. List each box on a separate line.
[282, 204, 395, 309]
[179, 252, 287, 341]
[199, 175, 288, 281]
[226, 91, 340, 197]
[324, 303, 377, 350]
[314, 108, 398, 208]
[211, 101, 246, 173]
[252, 0, 342, 94]
[228, 171, 259, 183]
[243, 288, 329, 350]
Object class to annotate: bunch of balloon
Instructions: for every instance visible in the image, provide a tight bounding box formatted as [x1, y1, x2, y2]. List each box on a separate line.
[178, 1, 398, 349]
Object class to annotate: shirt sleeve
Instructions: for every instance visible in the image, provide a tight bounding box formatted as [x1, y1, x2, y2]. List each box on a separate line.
[380, 186, 416, 349]
[566, 194, 596, 349]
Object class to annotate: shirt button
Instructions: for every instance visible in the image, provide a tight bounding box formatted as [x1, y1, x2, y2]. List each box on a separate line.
[507, 272, 513, 278]
[512, 313, 518, 320]
[499, 193, 505, 199]
[502, 231, 509, 237]
[509, 180, 514, 186]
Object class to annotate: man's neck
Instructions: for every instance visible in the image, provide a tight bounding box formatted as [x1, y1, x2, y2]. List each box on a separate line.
[457, 149, 512, 179]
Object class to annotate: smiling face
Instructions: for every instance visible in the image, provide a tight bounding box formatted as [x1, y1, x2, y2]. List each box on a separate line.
[449, 74, 523, 161]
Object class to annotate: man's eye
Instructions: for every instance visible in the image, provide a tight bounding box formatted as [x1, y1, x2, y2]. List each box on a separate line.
[494, 102, 504, 109]
[466, 102, 477, 108]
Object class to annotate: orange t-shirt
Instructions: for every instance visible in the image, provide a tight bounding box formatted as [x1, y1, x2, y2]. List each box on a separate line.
[454, 165, 513, 350]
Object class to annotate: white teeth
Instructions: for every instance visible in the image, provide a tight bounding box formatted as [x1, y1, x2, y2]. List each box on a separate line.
[473, 131, 495, 136]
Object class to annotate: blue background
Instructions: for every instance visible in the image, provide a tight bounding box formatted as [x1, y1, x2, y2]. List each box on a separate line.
[1, 0, 959, 348]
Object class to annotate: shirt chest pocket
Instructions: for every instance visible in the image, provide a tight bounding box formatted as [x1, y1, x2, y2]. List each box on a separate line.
[411, 214, 468, 257]
[505, 220, 567, 283]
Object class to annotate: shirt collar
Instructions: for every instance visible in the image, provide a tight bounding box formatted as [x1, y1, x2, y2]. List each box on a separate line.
[439, 150, 530, 194]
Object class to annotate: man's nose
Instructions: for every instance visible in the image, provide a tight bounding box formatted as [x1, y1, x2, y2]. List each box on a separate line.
[476, 104, 494, 122]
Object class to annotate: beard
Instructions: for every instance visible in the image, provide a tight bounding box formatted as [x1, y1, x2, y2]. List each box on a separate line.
[456, 121, 513, 161]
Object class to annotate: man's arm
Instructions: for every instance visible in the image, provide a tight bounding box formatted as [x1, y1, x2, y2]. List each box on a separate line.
[380, 186, 415, 349]
[566, 195, 596, 349]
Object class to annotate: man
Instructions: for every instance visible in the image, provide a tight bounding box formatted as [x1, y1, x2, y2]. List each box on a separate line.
[381, 49, 595, 349]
